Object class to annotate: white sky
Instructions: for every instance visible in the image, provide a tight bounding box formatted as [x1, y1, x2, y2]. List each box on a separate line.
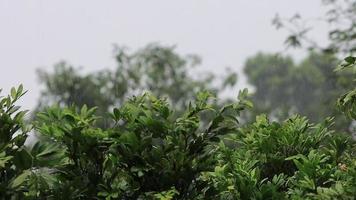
[0, 0, 328, 111]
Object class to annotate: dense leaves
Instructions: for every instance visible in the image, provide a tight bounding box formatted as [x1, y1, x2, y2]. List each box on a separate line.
[199, 115, 356, 199]
[244, 52, 354, 132]
[336, 56, 356, 120]
[2, 0, 355, 198]
[1, 87, 251, 199]
[1, 83, 355, 199]
[35, 44, 237, 126]
[0, 86, 67, 199]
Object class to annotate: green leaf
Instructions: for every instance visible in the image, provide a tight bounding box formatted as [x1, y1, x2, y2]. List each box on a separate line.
[10, 87, 17, 100]
[17, 84, 23, 96]
[0, 153, 13, 168]
[13, 148, 33, 169]
[344, 56, 355, 64]
[81, 104, 88, 115]
[113, 108, 121, 120]
[119, 132, 139, 150]
[10, 170, 31, 189]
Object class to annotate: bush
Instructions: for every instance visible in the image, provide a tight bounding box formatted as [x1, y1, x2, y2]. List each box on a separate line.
[0, 86, 355, 199]
[198, 115, 356, 199]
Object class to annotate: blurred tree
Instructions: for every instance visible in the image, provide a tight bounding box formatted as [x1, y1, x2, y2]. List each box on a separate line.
[243, 53, 294, 119]
[270, 0, 355, 132]
[37, 63, 115, 119]
[111, 44, 216, 109]
[336, 56, 356, 121]
[244, 52, 354, 131]
[273, 0, 356, 54]
[36, 43, 235, 125]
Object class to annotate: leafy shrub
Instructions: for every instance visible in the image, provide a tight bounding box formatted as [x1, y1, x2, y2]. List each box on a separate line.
[336, 56, 356, 120]
[1, 85, 355, 199]
[31, 90, 250, 199]
[198, 115, 356, 199]
[0, 86, 67, 199]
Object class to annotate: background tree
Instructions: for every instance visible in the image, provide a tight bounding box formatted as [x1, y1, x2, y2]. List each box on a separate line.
[273, 0, 356, 54]
[336, 56, 356, 122]
[36, 63, 116, 120]
[243, 51, 354, 131]
[273, 0, 356, 133]
[36, 44, 235, 126]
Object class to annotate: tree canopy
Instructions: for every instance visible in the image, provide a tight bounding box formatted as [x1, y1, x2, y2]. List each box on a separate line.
[244, 51, 354, 132]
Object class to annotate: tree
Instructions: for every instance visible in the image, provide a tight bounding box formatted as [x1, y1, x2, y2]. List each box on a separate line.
[243, 53, 294, 119]
[0, 86, 67, 199]
[261, 0, 356, 133]
[273, 0, 356, 54]
[33, 90, 251, 199]
[244, 51, 354, 131]
[36, 63, 116, 120]
[336, 56, 356, 122]
[36, 44, 235, 126]
[111, 44, 216, 110]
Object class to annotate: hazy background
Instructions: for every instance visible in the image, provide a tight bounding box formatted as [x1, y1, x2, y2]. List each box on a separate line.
[0, 0, 329, 111]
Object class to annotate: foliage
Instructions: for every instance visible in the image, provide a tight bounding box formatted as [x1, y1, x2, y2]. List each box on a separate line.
[36, 64, 116, 123]
[198, 115, 356, 199]
[100, 90, 249, 199]
[0, 85, 67, 199]
[244, 52, 354, 131]
[1, 84, 355, 199]
[273, 0, 356, 54]
[2, 1, 355, 198]
[36, 44, 237, 126]
[336, 56, 356, 120]
[270, 0, 355, 133]
[11, 88, 248, 199]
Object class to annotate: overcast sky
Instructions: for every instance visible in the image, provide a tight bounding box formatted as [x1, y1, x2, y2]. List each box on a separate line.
[0, 0, 328, 110]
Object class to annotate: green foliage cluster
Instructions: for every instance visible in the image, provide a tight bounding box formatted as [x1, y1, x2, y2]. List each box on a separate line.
[2, 1, 354, 198]
[0, 86, 67, 199]
[273, 0, 355, 54]
[1, 84, 355, 199]
[36, 43, 353, 134]
[0, 85, 248, 199]
[199, 116, 356, 199]
[244, 52, 354, 131]
[336, 56, 356, 120]
[34, 90, 248, 199]
[36, 44, 236, 125]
